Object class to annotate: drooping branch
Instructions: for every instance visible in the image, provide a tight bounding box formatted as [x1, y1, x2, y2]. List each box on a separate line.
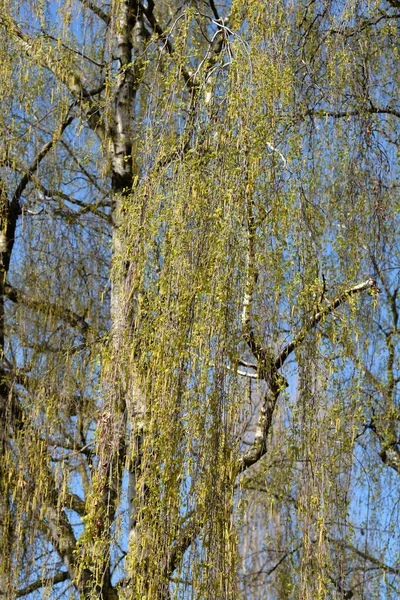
[141, 2, 228, 93]
[18, 413, 115, 597]
[10, 429, 83, 589]
[0, 112, 79, 557]
[11, 112, 75, 208]
[145, 9, 231, 175]
[139, 1, 194, 89]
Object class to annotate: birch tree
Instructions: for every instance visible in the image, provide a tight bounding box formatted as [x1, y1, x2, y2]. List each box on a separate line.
[0, 0, 399, 598]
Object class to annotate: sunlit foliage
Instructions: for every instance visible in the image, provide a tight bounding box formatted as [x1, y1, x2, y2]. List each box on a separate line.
[0, 0, 399, 598]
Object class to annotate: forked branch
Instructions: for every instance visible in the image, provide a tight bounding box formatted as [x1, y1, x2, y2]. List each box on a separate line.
[275, 278, 380, 369]
[238, 278, 380, 473]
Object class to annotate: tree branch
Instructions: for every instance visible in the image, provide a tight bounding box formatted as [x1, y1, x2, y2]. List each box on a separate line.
[39, 32, 106, 67]
[5, 283, 90, 336]
[365, 419, 400, 474]
[16, 571, 70, 598]
[275, 278, 380, 370]
[309, 105, 400, 120]
[379, 444, 400, 473]
[12, 114, 75, 208]
[0, 111, 75, 276]
[60, 140, 107, 193]
[12, 441, 83, 589]
[237, 372, 286, 473]
[140, 1, 195, 89]
[238, 278, 380, 474]
[241, 181, 264, 361]
[166, 512, 200, 577]
[34, 184, 111, 222]
[329, 537, 400, 578]
[76, 0, 111, 25]
[64, 492, 87, 516]
[1, 16, 105, 140]
[209, 0, 221, 21]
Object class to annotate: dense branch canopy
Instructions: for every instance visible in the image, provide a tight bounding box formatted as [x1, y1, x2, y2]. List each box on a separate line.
[0, 1, 399, 599]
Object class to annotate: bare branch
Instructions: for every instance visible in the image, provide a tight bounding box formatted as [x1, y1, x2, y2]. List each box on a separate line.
[209, 0, 221, 21]
[5, 283, 90, 336]
[12, 112, 75, 207]
[16, 571, 70, 598]
[39, 31, 106, 67]
[1, 16, 105, 140]
[0, 111, 75, 276]
[76, 0, 111, 25]
[35, 184, 111, 222]
[265, 548, 299, 578]
[309, 105, 400, 120]
[60, 140, 107, 193]
[238, 359, 258, 369]
[235, 368, 259, 379]
[329, 537, 400, 578]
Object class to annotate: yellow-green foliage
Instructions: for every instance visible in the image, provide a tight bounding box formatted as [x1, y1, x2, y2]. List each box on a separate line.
[0, 0, 399, 598]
